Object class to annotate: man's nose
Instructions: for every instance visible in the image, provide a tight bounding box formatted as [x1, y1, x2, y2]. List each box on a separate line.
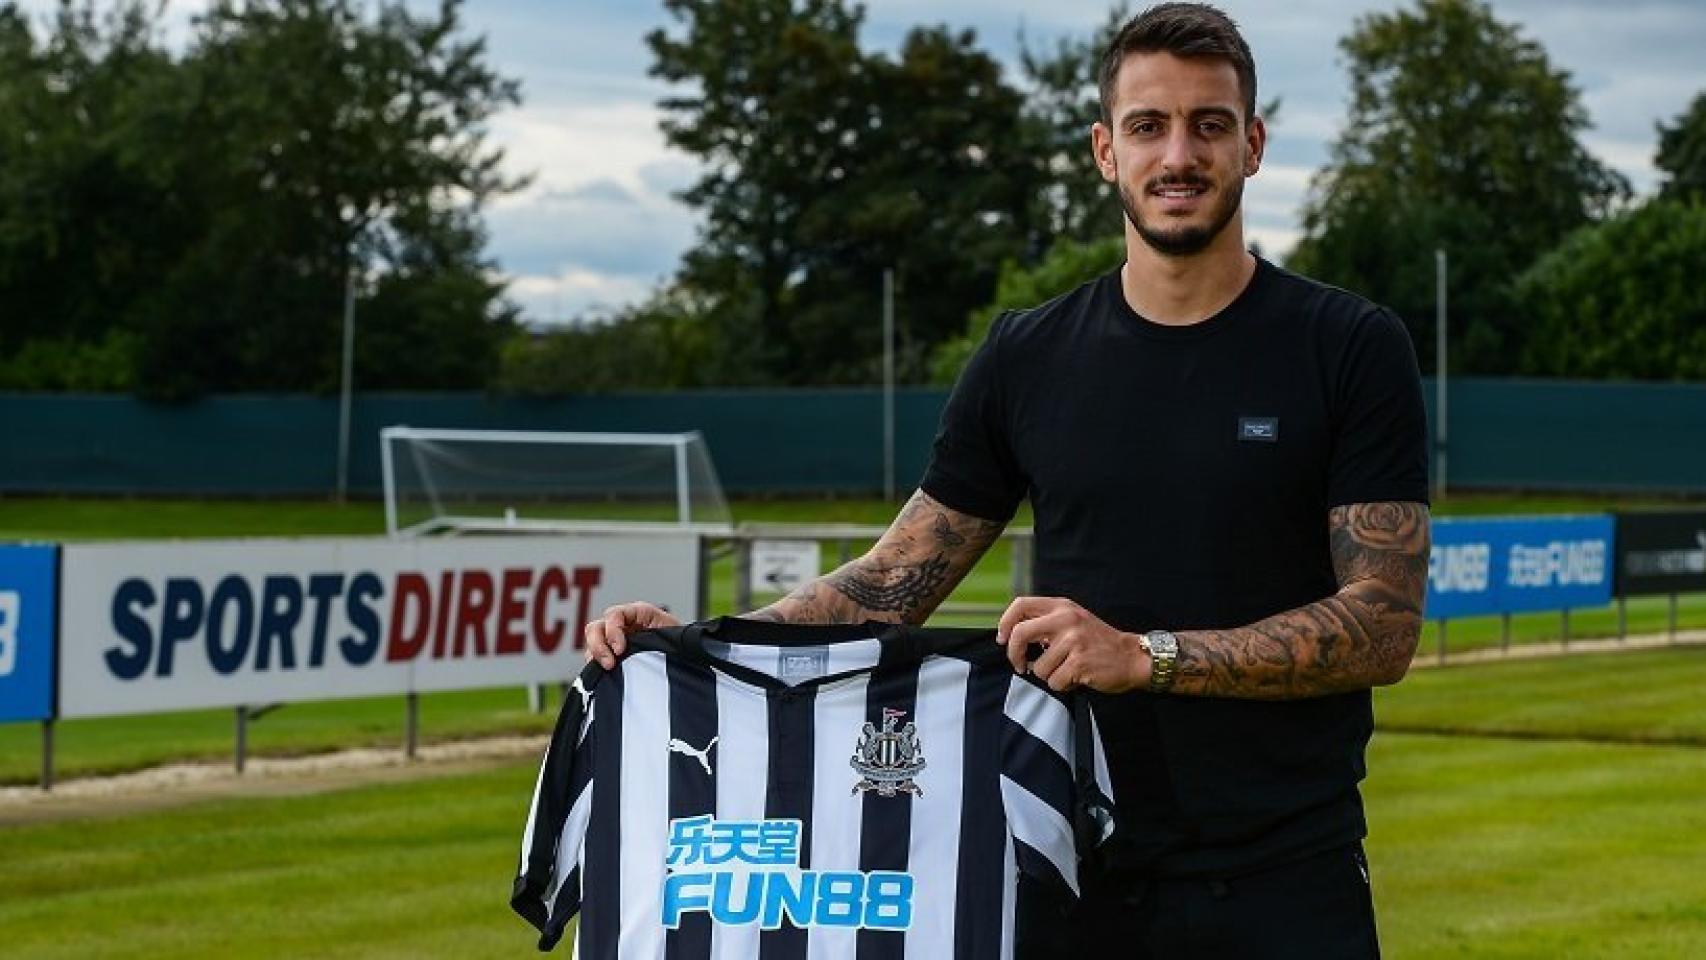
[1160, 125, 1198, 172]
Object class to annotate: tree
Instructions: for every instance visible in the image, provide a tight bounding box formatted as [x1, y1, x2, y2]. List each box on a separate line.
[930, 235, 1124, 383]
[0, 1, 179, 366]
[786, 25, 1044, 383]
[1514, 199, 1706, 380]
[140, 0, 524, 397]
[493, 285, 718, 395]
[647, 1, 1043, 385]
[0, 0, 523, 398]
[1288, 0, 1627, 373]
[1657, 92, 1706, 203]
[1017, 6, 1131, 245]
[648, 0, 869, 383]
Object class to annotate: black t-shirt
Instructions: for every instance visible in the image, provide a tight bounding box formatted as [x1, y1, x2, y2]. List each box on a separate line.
[920, 257, 1429, 878]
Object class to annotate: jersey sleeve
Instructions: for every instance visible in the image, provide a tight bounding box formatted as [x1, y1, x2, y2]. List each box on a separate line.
[1326, 307, 1431, 508]
[919, 311, 1029, 523]
[511, 661, 603, 951]
[997, 677, 1114, 898]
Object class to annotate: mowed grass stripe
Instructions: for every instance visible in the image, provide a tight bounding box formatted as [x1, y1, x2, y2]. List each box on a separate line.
[4, 733, 1705, 958]
[0, 760, 543, 960]
[1367, 733, 1706, 959]
[0, 687, 560, 785]
[1375, 646, 1706, 742]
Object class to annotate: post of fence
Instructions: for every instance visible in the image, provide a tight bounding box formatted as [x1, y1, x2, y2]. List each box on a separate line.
[1500, 612, 1511, 653]
[1009, 534, 1029, 600]
[235, 705, 248, 774]
[1617, 597, 1627, 642]
[1437, 619, 1448, 665]
[41, 719, 55, 792]
[1670, 593, 1679, 643]
[698, 536, 715, 621]
[735, 536, 753, 614]
[405, 691, 419, 760]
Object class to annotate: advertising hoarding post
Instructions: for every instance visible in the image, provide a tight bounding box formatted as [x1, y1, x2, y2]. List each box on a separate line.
[41, 719, 54, 791]
[698, 537, 714, 629]
[734, 539, 753, 613]
[1500, 612, 1511, 653]
[235, 706, 248, 774]
[406, 691, 419, 760]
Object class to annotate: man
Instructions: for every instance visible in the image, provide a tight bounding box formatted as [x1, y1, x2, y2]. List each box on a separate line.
[587, 4, 1429, 956]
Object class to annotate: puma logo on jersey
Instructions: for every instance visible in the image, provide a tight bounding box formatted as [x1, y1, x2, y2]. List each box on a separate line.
[669, 735, 719, 775]
[571, 676, 593, 712]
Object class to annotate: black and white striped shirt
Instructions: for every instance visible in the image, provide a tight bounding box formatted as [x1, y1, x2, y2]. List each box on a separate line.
[512, 619, 1113, 958]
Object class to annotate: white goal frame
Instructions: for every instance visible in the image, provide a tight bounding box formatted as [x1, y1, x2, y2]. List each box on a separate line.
[380, 426, 733, 538]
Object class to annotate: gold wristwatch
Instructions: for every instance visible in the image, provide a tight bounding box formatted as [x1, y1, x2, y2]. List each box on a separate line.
[1140, 630, 1179, 693]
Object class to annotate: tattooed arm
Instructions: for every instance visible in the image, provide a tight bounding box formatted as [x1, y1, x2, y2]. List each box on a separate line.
[1168, 501, 1431, 699]
[745, 489, 1006, 625]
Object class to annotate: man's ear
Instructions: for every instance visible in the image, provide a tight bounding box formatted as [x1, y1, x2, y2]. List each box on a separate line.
[1244, 114, 1267, 177]
[1091, 121, 1118, 183]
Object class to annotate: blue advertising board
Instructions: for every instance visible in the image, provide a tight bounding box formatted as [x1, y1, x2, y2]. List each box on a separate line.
[1425, 516, 1615, 620]
[0, 544, 57, 723]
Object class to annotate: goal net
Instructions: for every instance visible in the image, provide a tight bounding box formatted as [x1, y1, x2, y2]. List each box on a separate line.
[380, 427, 734, 537]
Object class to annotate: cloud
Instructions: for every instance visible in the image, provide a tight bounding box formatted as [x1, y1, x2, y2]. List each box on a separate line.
[485, 174, 696, 279]
[488, 99, 684, 197]
[503, 268, 659, 327]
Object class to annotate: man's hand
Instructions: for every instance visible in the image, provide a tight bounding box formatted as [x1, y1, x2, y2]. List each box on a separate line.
[584, 602, 681, 669]
[997, 596, 1151, 693]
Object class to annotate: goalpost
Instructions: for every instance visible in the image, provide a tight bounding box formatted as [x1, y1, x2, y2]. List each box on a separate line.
[380, 427, 733, 537]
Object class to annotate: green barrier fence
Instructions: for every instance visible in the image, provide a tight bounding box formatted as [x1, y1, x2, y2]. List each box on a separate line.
[2, 378, 1703, 496]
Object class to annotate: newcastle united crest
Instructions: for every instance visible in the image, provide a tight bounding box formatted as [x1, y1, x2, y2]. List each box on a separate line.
[850, 708, 926, 797]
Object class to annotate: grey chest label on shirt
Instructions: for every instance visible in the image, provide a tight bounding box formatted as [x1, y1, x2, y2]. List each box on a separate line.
[1238, 416, 1280, 443]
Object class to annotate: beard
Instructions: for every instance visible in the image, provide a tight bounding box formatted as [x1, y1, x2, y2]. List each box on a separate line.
[1118, 171, 1244, 257]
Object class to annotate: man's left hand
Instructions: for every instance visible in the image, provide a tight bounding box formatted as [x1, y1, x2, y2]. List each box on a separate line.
[997, 596, 1150, 693]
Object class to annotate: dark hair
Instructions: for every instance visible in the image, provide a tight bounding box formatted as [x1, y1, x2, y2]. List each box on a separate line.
[1098, 3, 1257, 124]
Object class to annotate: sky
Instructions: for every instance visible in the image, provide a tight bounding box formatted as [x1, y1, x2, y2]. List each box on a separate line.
[19, 0, 1706, 325]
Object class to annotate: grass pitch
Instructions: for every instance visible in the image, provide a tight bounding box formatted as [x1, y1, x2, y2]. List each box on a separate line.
[1367, 733, 1706, 959]
[5, 648, 1706, 957]
[0, 759, 538, 959]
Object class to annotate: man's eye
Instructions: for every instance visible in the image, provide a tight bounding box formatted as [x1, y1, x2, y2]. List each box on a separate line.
[1131, 121, 1160, 136]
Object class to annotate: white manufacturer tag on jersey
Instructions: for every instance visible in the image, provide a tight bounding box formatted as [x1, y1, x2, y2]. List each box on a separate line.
[779, 646, 830, 684]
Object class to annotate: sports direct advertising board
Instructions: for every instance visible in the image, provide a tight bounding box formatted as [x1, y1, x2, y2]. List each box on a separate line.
[1425, 516, 1615, 620]
[58, 535, 698, 719]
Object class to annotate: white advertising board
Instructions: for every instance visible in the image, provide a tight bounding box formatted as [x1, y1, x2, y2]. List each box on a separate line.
[58, 534, 699, 719]
[748, 539, 822, 595]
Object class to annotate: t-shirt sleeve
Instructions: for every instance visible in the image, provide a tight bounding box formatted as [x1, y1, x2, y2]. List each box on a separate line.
[918, 311, 1028, 522]
[511, 663, 602, 951]
[1326, 307, 1431, 508]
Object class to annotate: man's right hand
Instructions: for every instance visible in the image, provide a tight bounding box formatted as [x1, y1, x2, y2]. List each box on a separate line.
[584, 602, 681, 669]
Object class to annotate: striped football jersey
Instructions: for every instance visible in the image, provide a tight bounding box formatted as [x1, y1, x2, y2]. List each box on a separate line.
[512, 618, 1114, 958]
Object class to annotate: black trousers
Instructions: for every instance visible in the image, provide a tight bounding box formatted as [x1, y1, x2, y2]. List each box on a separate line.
[1042, 843, 1382, 959]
